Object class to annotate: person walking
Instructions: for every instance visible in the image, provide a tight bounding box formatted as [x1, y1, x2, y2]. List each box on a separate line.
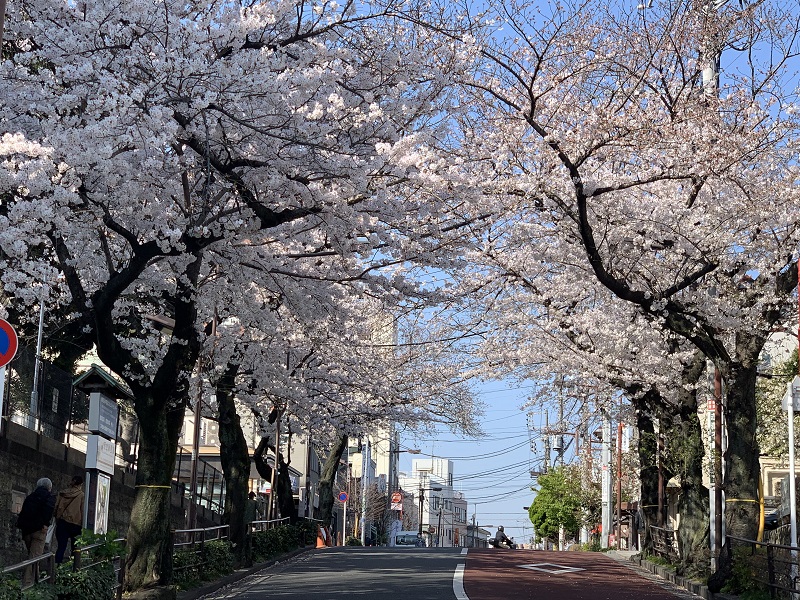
[244, 491, 261, 530]
[53, 476, 85, 563]
[16, 477, 55, 586]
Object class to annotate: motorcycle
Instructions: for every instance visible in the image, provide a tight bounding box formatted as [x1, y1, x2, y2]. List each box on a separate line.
[488, 536, 517, 549]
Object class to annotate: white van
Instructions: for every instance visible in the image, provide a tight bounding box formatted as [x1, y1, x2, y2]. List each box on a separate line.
[395, 531, 424, 547]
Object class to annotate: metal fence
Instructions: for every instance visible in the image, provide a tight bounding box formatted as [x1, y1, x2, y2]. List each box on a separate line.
[648, 525, 679, 563]
[1, 538, 125, 599]
[726, 535, 800, 599]
[174, 446, 226, 515]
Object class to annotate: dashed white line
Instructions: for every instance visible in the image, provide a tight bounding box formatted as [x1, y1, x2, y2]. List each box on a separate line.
[453, 563, 470, 600]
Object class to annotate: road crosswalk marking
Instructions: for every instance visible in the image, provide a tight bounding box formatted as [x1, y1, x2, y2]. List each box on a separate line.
[517, 562, 585, 574]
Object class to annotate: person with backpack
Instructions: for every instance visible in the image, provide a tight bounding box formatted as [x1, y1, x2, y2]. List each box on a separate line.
[16, 478, 56, 586]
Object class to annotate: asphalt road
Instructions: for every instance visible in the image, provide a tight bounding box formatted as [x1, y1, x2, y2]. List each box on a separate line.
[198, 547, 702, 600]
[200, 547, 468, 599]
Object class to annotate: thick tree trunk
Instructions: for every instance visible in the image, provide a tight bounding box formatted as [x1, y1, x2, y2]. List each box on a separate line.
[123, 394, 184, 593]
[721, 362, 760, 539]
[216, 364, 251, 567]
[672, 354, 709, 575]
[276, 452, 298, 524]
[318, 434, 348, 527]
[636, 405, 660, 555]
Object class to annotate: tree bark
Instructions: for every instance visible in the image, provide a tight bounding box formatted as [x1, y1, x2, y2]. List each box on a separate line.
[123, 393, 184, 592]
[318, 434, 348, 527]
[216, 363, 252, 567]
[671, 353, 709, 575]
[721, 361, 760, 539]
[276, 451, 298, 524]
[636, 404, 661, 555]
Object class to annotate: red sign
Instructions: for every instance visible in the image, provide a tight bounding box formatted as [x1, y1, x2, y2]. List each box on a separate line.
[0, 319, 18, 368]
[391, 492, 402, 503]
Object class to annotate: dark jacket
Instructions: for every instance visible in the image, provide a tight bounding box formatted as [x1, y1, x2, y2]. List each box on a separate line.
[17, 486, 56, 536]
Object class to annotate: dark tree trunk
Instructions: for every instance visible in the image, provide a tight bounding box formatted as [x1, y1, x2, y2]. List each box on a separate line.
[318, 434, 348, 527]
[276, 451, 298, 524]
[253, 436, 275, 483]
[216, 363, 252, 567]
[123, 393, 184, 593]
[672, 353, 709, 575]
[636, 404, 660, 555]
[721, 360, 760, 541]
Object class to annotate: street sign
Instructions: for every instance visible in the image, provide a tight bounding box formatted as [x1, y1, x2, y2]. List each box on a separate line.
[391, 491, 402, 511]
[0, 319, 18, 368]
[337, 491, 349, 503]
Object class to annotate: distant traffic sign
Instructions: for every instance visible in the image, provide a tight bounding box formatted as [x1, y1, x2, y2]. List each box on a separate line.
[337, 492, 349, 503]
[0, 320, 18, 368]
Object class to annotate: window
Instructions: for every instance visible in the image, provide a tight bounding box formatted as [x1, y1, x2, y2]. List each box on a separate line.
[433, 496, 441, 510]
[51, 389, 59, 413]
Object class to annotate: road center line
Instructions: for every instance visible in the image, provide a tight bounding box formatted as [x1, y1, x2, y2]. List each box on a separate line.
[453, 563, 469, 600]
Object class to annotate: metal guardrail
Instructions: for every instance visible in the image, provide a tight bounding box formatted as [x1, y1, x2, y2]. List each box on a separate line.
[649, 525, 679, 563]
[171, 524, 230, 575]
[250, 517, 290, 533]
[727, 535, 800, 599]
[1, 551, 56, 590]
[72, 537, 127, 600]
[1, 538, 125, 598]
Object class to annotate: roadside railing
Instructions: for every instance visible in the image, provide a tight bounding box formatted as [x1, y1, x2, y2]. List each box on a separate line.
[72, 537, 127, 600]
[726, 535, 800, 599]
[171, 524, 230, 576]
[250, 517, 290, 533]
[1, 538, 125, 598]
[1, 551, 55, 590]
[649, 525, 679, 563]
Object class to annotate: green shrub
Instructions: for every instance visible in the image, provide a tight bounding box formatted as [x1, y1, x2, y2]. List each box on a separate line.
[172, 548, 202, 591]
[0, 570, 22, 600]
[345, 536, 362, 546]
[54, 562, 115, 600]
[720, 547, 772, 600]
[581, 539, 602, 552]
[22, 585, 56, 600]
[202, 540, 233, 580]
[172, 539, 234, 591]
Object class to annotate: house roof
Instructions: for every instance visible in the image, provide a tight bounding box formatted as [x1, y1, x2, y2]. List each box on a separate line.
[73, 364, 134, 400]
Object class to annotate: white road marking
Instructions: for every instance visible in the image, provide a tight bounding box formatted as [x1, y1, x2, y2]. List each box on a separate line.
[461, 548, 469, 555]
[453, 563, 470, 600]
[518, 562, 585, 574]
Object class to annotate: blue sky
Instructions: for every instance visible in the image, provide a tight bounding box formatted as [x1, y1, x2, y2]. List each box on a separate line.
[398, 380, 544, 544]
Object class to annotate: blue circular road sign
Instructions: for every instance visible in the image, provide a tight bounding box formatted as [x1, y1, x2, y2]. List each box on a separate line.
[337, 492, 349, 503]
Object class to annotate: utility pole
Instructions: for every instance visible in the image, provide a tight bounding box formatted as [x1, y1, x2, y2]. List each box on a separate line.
[437, 507, 443, 547]
[543, 410, 550, 474]
[601, 408, 612, 549]
[616, 419, 624, 549]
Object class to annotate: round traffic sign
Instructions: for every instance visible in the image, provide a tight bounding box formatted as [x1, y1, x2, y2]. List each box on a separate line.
[0, 319, 18, 368]
[337, 491, 349, 503]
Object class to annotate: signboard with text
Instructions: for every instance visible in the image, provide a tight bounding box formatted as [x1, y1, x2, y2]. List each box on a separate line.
[89, 392, 119, 439]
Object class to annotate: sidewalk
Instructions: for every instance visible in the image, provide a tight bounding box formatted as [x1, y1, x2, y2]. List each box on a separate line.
[177, 545, 315, 600]
[605, 551, 737, 600]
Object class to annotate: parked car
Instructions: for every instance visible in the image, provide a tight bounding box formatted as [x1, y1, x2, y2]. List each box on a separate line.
[764, 511, 780, 530]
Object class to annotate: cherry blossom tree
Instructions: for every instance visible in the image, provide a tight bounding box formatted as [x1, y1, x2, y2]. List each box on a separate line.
[0, 0, 478, 592]
[431, 0, 800, 553]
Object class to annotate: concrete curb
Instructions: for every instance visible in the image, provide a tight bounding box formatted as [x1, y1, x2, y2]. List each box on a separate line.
[176, 545, 315, 600]
[623, 554, 738, 600]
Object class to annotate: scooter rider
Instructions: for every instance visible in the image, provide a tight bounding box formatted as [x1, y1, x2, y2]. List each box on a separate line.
[494, 526, 512, 548]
